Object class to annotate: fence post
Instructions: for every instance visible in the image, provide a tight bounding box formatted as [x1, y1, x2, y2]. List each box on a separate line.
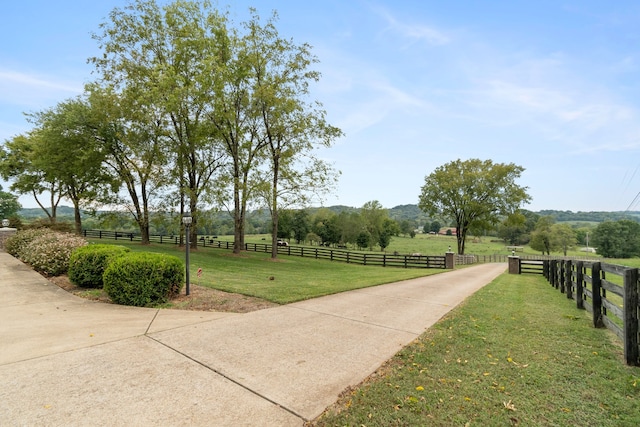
[445, 251, 455, 269]
[543, 260, 550, 280]
[556, 261, 562, 289]
[550, 260, 556, 287]
[559, 261, 565, 293]
[508, 255, 519, 274]
[623, 268, 640, 366]
[565, 260, 573, 300]
[575, 261, 584, 310]
[592, 262, 605, 328]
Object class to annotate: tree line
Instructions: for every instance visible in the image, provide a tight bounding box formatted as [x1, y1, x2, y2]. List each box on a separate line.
[0, 0, 341, 259]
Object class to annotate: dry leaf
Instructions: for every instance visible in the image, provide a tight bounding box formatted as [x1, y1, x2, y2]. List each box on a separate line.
[503, 400, 516, 411]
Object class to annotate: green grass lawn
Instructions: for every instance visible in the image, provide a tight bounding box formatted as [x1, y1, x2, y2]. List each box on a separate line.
[94, 240, 446, 304]
[224, 232, 605, 259]
[311, 273, 640, 426]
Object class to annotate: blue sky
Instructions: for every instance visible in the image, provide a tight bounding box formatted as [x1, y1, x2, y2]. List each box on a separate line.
[2, 1, 640, 212]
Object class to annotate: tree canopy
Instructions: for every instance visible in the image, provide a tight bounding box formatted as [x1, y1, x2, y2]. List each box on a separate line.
[1, 0, 341, 247]
[591, 219, 640, 258]
[418, 159, 530, 254]
[0, 185, 21, 219]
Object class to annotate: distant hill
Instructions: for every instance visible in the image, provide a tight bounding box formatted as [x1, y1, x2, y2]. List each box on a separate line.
[18, 206, 78, 219]
[535, 210, 640, 223]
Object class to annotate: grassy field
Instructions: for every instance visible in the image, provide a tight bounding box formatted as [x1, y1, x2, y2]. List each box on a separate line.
[311, 273, 640, 426]
[96, 240, 445, 304]
[220, 233, 604, 259]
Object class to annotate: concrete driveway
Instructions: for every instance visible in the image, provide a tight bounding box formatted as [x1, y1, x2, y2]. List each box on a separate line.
[0, 251, 505, 426]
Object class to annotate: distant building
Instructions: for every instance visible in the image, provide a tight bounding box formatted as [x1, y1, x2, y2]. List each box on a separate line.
[439, 227, 457, 236]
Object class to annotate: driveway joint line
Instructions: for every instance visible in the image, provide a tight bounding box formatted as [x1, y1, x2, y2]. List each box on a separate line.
[146, 335, 307, 423]
[145, 309, 160, 335]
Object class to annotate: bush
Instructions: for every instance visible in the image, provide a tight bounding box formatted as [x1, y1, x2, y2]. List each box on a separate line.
[68, 244, 131, 288]
[103, 252, 184, 307]
[19, 231, 87, 276]
[4, 228, 50, 258]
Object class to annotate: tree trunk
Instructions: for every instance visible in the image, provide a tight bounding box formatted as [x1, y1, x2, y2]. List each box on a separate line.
[189, 197, 198, 250]
[233, 184, 243, 254]
[270, 157, 280, 259]
[456, 226, 466, 255]
[72, 199, 82, 235]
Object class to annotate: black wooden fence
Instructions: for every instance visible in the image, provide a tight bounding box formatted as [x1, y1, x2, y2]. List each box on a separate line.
[82, 229, 447, 269]
[518, 258, 639, 366]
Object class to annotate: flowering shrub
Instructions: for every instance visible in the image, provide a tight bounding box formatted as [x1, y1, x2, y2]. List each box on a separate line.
[7, 229, 87, 276]
[4, 228, 51, 258]
[68, 244, 130, 288]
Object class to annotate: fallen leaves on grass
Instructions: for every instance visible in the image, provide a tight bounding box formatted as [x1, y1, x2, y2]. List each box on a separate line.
[503, 400, 516, 411]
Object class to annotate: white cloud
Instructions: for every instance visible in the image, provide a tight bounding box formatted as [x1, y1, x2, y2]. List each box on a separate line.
[0, 68, 82, 108]
[0, 70, 81, 92]
[446, 48, 640, 155]
[371, 5, 450, 46]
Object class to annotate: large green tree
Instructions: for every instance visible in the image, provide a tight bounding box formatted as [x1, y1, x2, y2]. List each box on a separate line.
[418, 159, 530, 254]
[0, 185, 21, 219]
[244, 10, 341, 258]
[87, 86, 172, 244]
[0, 134, 64, 223]
[552, 223, 577, 256]
[91, 0, 228, 248]
[28, 97, 115, 234]
[291, 209, 311, 244]
[529, 216, 558, 255]
[498, 211, 528, 245]
[591, 219, 640, 258]
[360, 200, 388, 250]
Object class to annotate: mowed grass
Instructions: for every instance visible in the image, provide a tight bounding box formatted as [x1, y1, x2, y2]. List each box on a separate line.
[93, 240, 444, 304]
[232, 233, 604, 259]
[311, 273, 640, 426]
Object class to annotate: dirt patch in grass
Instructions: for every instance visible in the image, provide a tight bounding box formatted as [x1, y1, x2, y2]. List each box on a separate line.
[48, 275, 279, 313]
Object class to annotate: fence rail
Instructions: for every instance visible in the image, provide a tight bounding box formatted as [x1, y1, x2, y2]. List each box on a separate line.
[517, 257, 639, 366]
[82, 229, 448, 270]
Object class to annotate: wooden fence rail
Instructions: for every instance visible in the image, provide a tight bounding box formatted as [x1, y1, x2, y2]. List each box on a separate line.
[516, 257, 639, 366]
[82, 229, 448, 270]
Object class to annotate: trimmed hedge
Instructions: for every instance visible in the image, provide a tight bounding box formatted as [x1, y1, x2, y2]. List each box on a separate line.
[103, 252, 184, 307]
[68, 244, 131, 288]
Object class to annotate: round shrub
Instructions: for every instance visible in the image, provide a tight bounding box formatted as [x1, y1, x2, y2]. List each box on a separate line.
[68, 244, 131, 288]
[103, 253, 184, 307]
[20, 230, 87, 276]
